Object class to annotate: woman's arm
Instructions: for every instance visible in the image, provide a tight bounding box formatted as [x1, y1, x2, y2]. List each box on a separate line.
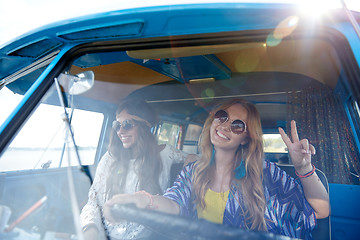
[103, 192, 180, 223]
[184, 154, 199, 166]
[279, 120, 330, 219]
[104, 162, 196, 223]
[296, 168, 330, 219]
[80, 152, 113, 237]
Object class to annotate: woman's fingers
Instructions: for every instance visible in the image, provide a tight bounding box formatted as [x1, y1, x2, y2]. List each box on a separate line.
[103, 194, 129, 222]
[299, 139, 316, 155]
[106, 194, 122, 205]
[278, 127, 292, 147]
[279, 121, 315, 168]
[300, 138, 309, 153]
[290, 120, 300, 142]
[309, 144, 316, 155]
[278, 120, 300, 146]
[299, 139, 315, 159]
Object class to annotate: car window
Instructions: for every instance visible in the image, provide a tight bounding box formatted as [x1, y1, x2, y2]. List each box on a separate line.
[62, 38, 359, 186]
[156, 121, 181, 148]
[0, 87, 23, 126]
[0, 85, 104, 172]
[263, 134, 287, 153]
[183, 124, 202, 154]
[0, 53, 55, 128]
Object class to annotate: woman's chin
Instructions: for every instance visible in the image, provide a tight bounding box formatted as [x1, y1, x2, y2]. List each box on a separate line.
[122, 142, 134, 149]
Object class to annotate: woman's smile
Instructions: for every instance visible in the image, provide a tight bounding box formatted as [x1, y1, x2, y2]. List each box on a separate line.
[120, 134, 132, 142]
[215, 130, 230, 141]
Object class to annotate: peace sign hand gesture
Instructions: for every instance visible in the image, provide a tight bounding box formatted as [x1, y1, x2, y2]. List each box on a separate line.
[278, 120, 315, 174]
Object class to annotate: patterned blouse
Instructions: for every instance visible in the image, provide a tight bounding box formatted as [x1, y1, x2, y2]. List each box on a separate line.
[163, 161, 317, 240]
[80, 144, 189, 239]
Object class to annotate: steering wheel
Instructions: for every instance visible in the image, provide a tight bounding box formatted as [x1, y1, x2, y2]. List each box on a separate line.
[111, 204, 294, 240]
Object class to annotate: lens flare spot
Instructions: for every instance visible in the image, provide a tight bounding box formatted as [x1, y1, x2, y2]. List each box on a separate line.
[266, 33, 282, 47]
[299, 0, 340, 18]
[205, 88, 214, 97]
[273, 16, 299, 40]
[201, 88, 215, 101]
[288, 16, 299, 27]
[234, 52, 259, 73]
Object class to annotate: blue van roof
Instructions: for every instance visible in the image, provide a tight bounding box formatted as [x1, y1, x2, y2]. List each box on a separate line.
[0, 3, 359, 81]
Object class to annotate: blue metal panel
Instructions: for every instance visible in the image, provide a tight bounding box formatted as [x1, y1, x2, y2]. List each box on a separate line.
[325, 19, 360, 71]
[7, 37, 62, 58]
[329, 183, 360, 240]
[3, 3, 358, 81]
[57, 20, 144, 41]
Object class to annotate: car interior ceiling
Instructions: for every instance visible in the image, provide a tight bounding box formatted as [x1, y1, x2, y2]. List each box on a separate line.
[68, 37, 340, 128]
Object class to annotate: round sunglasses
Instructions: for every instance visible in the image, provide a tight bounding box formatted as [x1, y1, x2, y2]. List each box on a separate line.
[112, 119, 136, 132]
[214, 110, 247, 134]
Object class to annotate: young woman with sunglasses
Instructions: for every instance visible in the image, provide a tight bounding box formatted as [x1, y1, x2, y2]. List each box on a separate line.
[104, 98, 330, 239]
[80, 99, 194, 240]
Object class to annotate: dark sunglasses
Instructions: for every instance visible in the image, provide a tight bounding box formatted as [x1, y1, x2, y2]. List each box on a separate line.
[214, 110, 247, 134]
[112, 120, 136, 132]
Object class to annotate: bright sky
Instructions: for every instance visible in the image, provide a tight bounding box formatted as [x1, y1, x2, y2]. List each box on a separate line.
[0, 0, 359, 47]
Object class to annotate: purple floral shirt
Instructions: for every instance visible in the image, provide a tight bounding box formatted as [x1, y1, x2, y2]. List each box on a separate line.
[164, 161, 316, 239]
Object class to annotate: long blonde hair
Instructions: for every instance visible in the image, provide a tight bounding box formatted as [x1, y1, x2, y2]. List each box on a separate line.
[193, 98, 266, 231]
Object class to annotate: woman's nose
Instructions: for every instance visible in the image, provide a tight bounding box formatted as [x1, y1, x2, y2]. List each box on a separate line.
[120, 128, 128, 134]
[219, 120, 231, 132]
[117, 126, 126, 134]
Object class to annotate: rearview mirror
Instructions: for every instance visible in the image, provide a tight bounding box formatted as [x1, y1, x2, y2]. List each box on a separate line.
[57, 71, 94, 95]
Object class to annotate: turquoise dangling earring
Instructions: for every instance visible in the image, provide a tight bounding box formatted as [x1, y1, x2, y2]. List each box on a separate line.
[234, 145, 246, 179]
[210, 145, 215, 165]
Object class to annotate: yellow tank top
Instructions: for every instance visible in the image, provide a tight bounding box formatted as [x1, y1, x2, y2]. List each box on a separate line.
[197, 188, 230, 224]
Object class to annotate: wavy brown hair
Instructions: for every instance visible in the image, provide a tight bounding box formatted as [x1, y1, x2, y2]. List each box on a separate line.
[193, 98, 266, 231]
[106, 99, 163, 197]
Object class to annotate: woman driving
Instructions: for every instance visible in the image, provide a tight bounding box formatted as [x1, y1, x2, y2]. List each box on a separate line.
[80, 99, 193, 239]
